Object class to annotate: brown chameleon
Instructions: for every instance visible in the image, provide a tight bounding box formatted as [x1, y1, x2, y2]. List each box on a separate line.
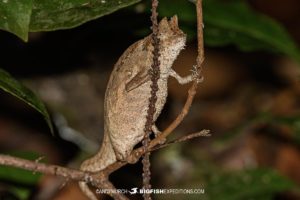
[79, 16, 198, 200]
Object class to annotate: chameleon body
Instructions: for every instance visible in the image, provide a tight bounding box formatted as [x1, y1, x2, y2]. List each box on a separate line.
[80, 16, 195, 200]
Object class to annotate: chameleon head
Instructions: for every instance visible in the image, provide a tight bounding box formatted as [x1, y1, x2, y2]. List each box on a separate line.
[156, 16, 187, 72]
[157, 15, 187, 56]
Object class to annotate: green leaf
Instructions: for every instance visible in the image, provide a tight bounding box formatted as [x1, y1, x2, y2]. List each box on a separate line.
[158, 0, 300, 62]
[0, 0, 33, 41]
[0, 152, 42, 185]
[0, 0, 140, 41]
[30, 0, 140, 31]
[206, 169, 294, 200]
[203, 0, 300, 61]
[0, 68, 53, 133]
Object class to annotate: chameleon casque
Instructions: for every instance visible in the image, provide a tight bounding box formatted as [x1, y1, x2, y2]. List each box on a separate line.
[79, 16, 196, 200]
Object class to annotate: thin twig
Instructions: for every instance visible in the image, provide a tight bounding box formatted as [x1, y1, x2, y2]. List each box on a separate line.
[151, 130, 210, 151]
[196, 0, 205, 70]
[142, 0, 160, 199]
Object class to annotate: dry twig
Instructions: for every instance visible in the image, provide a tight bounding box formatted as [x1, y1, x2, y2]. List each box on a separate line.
[142, 0, 160, 199]
[152, 129, 210, 151]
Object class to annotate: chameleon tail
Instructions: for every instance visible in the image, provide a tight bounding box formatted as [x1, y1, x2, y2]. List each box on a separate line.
[79, 131, 116, 200]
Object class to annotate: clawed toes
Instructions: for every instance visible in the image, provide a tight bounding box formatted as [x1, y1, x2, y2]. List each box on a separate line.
[190, 65, 204, 83]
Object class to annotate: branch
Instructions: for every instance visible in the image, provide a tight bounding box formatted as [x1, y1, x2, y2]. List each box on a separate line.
[0, 154, 84, 180]
[0, 154, 128, 200]
[141, 0, 160, 199]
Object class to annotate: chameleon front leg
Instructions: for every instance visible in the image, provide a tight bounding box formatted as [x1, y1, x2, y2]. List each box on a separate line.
[170, 67, 203, 84]
[152, 66, 202, 141]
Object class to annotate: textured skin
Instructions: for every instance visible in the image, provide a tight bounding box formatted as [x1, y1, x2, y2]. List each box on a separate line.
[79, 16, 187, 200]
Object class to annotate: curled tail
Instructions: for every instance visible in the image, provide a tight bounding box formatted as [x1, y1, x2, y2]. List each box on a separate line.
[79, 132, 117, 200]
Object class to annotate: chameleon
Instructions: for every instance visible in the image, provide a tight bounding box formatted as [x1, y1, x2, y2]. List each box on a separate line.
[79, 16, 198, 200]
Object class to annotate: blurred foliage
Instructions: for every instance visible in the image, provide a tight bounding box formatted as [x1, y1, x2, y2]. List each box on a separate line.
[0, 68, 53, 133]
[0, 152, 43, 200]
[213, 112, 300, 149]
[9, 186, 31, 200]
[155, 146, 296, 200]
[155, 0, 300, 62]
[205, 168, 294, 200]
[261, 114, 300, 145]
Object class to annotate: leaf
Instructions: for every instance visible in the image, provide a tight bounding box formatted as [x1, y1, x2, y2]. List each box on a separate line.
[206, 169, 294, 200]
[0, 0, 140, 41]
[30, 0, 140, 31]
[158, 0, 300, 62]
[0, 68, 53, 133]
[203, 0, 300, 61]
[0, 0, 33, 41]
